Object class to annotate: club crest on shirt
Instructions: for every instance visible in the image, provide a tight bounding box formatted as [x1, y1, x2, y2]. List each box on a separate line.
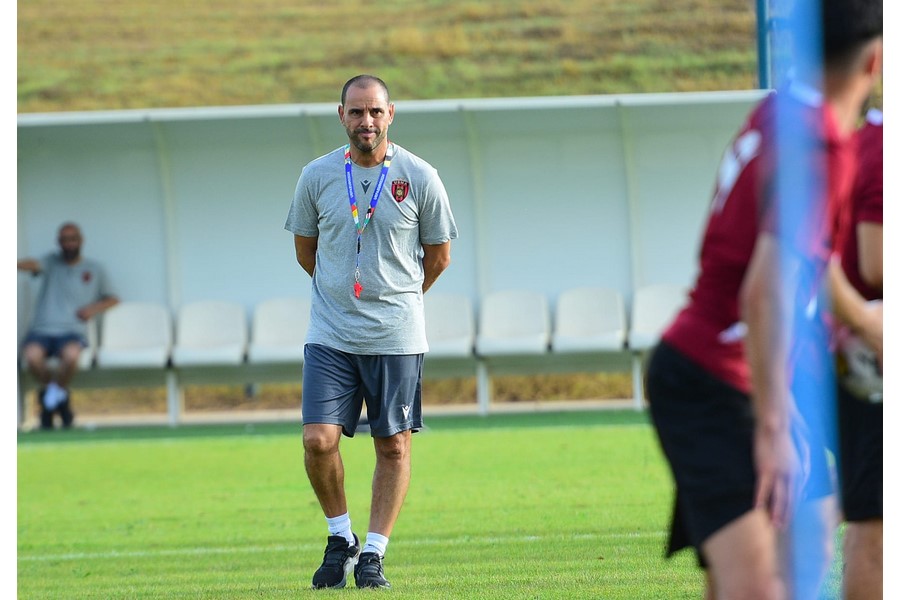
[391, 179, 410, 203]
[82, 271, 92, 283]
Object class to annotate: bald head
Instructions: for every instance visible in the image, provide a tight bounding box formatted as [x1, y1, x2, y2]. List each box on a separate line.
[58, 222, 83, 263]
[341, 75, 390, 106]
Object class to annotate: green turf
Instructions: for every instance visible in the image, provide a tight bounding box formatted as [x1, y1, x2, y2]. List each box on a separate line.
[17, 410, 842, 598]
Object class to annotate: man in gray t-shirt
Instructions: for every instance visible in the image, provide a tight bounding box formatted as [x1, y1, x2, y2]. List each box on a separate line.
[284, 75, 457, 590]
[18, 222, 119, 429]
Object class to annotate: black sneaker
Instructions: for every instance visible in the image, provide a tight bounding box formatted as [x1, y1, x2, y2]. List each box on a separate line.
[38, 388, 54, 430]
[57, 396, 74, 429]
[354, 551, 391, 589]
[311, 534, 360, 589]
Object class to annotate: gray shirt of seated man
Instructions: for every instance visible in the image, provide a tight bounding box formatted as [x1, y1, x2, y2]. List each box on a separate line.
[28, 253, 116, 339]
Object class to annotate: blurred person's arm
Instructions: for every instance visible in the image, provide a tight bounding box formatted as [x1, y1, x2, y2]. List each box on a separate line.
[17, 259, 41, 274]
[77, 295, 120, 322]
[740, 233, 801, 530]
[829, 258, 882, 367]
[857, 222, 882, 289]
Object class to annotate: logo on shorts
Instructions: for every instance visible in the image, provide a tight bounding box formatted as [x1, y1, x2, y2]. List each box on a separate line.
[401, 405, 411, 419]
[391, 180, 410, 203]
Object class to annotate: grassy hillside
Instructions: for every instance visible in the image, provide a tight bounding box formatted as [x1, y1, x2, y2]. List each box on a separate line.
[17, 0, 759, 113]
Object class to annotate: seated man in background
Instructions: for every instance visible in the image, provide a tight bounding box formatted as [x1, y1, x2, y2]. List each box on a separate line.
[18, 222, 119, 430]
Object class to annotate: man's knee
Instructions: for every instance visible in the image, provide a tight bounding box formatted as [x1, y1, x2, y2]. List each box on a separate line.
[373, 431, 410, 461]
[303, 424, 342, 456]
[720, 577, 784, 600]
[709, 564, 784, 600]
[704, 510, 785, 600]
[59, 342, 83, 367]
[22, 342, 48, 366]
[22, 343, 47, 372]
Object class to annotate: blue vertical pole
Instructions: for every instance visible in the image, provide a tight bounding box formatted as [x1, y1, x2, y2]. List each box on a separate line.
[772, 1, 835, 597]
[756, 0, 771, 89]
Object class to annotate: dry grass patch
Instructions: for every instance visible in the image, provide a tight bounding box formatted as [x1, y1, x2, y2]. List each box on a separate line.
[18, 0, 758, 113]
[46, 372, 633, 419]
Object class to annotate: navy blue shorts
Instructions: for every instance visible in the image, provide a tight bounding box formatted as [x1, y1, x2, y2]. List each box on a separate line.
[647, 341, 834, 566]
[22, 332, 87, 357]
[301, 343, 424, 438]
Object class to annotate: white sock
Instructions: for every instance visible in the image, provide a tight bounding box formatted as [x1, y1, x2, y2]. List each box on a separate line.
[325, 513, 355, 545]
[362, 532, 388, 556]
[43, 382, 65, 410]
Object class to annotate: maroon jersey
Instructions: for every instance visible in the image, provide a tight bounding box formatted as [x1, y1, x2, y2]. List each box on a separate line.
[837, 109, 882, 301]
[662, 88, 857, 394]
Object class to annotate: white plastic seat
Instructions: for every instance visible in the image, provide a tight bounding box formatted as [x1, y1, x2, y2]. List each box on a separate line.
[475, 290, 550, 356]
[552, 287, 627, 353]
[424, 292, 475, 358]
[627, 284, 688, 351]
[171, 300, 247, 366]
[96, 302, 172, 368]
[247, 297, 311, 364]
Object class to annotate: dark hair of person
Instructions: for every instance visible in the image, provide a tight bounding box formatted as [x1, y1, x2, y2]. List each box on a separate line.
[820, 0, 882, 63]
[341, 75, 391, 105]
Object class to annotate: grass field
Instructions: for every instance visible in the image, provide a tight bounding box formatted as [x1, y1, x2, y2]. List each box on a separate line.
[17, 411, 693, 599]
[17, 410, 848, 599]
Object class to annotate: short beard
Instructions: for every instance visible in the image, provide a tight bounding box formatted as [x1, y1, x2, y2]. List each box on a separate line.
[61, 248, 80, 262]
[350, 129, 385, 154]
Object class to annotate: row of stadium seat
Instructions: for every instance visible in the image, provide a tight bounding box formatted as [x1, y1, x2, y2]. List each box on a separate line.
[28, 284, 687, 370]
[428, 285, 687, 359]
[17, 284, 688, 425]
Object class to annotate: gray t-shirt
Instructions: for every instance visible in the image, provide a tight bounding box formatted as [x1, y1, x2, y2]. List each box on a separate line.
[285, 143, 458, 354]
[29, 253, 116, 337]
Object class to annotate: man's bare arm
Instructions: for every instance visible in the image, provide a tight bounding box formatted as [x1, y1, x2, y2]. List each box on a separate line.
[739, 233, 799, 529]
[77, 296, 120, 322]
[17, 259, 41, 274]
[828, 258, 882, 366]
[294, 235, 318, 278]
[856, 222, 882, 290]
[421, 241, 451, 293]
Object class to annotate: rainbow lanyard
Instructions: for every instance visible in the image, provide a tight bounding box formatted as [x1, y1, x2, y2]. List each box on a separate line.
[344, 142, 393, 298]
